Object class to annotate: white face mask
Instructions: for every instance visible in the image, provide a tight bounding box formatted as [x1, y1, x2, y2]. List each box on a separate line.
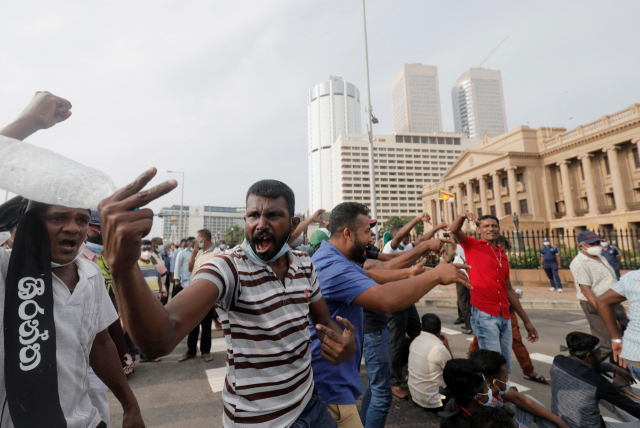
[585, 246, 602, 256]
[141, 251, 152, 260]
[544, 242, 550, 246]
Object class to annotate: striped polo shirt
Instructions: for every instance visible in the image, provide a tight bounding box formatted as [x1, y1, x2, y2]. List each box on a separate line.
[612, 271, 640, 362]
[138, 259, 161, 291]
[193, 243, 323, 428]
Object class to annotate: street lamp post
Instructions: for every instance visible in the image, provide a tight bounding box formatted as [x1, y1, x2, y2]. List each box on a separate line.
[167, 170, 185, 241]
[361, 0, 378, 241]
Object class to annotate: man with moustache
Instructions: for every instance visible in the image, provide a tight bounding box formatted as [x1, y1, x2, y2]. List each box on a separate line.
[100, 177, 358, 427]
[309, 202, 470, 428]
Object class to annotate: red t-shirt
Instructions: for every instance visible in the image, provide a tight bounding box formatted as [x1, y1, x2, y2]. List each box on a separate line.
[460, 236, 510, 318]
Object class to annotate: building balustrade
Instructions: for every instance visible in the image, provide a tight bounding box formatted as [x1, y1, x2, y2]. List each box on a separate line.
[487, 189, 494, 199]
[600, 205, 616, 214]
[500, 187, 509, 196]
[516, 182, 526, 193]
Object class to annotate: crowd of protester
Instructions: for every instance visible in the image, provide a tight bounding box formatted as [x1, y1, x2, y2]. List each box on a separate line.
[2, 91, 640, 428]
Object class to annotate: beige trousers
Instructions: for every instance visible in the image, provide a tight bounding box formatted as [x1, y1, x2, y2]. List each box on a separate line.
[326, 403, 364, 428]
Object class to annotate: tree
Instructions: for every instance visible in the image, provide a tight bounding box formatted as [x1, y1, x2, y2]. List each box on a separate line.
[379, 216, 424, 237]
[224, 225, 244, 243]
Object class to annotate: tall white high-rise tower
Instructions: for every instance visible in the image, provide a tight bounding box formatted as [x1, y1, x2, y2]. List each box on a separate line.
[391, 64, 443, 134]
[451, 68, 508, 138]
[308, 77, 361, 212]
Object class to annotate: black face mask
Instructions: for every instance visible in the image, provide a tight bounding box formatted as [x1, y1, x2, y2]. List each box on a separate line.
[87, 234, 103, 246]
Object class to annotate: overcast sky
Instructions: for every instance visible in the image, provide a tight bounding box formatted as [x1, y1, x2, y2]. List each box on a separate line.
[1, 1, 639, 237]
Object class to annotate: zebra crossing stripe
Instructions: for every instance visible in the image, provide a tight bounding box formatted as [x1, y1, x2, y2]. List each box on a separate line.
[206, 367, 227, 393]
[441, 327, 462, 336]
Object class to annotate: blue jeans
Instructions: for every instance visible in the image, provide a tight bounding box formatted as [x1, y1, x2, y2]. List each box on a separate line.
[291, 387, 338, 428]
[471, 306, 513, 373]
[543, 264, 562, 290]
[360, 328, 392, 428]
[628, 364, 640, 381]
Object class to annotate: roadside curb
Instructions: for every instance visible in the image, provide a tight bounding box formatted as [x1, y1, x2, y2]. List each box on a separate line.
[417, 298, 581, 310]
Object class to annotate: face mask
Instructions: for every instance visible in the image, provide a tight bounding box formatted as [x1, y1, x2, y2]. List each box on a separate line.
[85, 241, 104, 254]
[244, 239, 290, 265]
[198, 242, 204, 249]
[602, 242, 609, 248]
[544, 242, 550, 246]
[141, 251, 152, 260]
[157, 245, 165, 252]
[477, 387, 493, 406]
[400, 242, 406, 249]
[586, 246, 602, 256]
[51, 245, 84, 268]
[220, 244, 227, 250]
[495, 378, 511, 396]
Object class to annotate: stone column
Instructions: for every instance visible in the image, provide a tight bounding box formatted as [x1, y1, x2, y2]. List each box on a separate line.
[436, 198, 442, 223]
[557, 160, 575, 217]
[578, 154, 598, 215]
[604, 146, 627, 212]
[478, 176, 489, 217]
[505, 167, 520, 215]
[456, 183, 464, 216]
[490, 172, 504, 218]
[466, 180, 475, 215]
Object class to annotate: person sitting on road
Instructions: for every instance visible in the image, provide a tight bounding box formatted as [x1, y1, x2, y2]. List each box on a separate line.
[408, 313, 453, 412]
[439, 359, 492, 428]
[470, 406, 518, 428]
[469, 349, 568, 428]
[551, 332, 640, 427]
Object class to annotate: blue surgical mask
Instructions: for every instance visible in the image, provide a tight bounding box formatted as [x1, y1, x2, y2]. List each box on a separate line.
[477, 387, 493, 406]
[199, 242, 204, 249]
[157, 245, 165, 252]
[495, 378, 511, 396]
[220, 244, 227, 250]
[400, 242, 406, 249]
[242, 239, 290, 265]
[85, 241, 104, 254]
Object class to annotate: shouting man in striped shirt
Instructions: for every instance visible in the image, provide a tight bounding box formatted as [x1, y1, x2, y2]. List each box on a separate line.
[100, 175, 356, 428]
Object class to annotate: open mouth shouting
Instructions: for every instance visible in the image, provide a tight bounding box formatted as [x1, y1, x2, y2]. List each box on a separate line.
[57, 238, 79, 255]
[252, 232, 275, 254]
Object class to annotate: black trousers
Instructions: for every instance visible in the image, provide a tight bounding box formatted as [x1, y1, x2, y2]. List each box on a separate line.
[456, 282, 472, 330]
[187, 308, 215, 355]
[388, 304, 421, 386]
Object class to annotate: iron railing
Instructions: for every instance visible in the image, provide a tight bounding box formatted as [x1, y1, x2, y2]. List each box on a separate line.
[457, 229, 640, 270]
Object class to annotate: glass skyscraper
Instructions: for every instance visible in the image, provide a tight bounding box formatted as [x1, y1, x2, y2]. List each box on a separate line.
[451, 68, 508, 139]
[391, 64, 443, 134]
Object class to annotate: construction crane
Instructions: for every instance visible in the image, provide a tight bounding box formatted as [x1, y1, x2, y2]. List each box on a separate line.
[477, 36, 509, 68]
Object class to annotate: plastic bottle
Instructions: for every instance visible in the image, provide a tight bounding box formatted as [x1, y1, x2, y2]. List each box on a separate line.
[515, 285, 523, 297]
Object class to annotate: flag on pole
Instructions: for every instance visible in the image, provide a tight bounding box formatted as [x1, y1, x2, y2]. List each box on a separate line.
[437, 189, 455, 201]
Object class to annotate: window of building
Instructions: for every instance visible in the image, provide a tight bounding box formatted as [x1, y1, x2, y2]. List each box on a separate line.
[516, 173, 524, 182]
[504, 202, 512, 215]
[604, 155, 611, 175]
[490, 205, 496, 217]
[477, 208, 482, 217]
[501, 177, 508, 187]
[475, 186, 480, 195]
[488, 182, 493, 191]
[634, 148, 640, 169]
[519, 199, 529, 214]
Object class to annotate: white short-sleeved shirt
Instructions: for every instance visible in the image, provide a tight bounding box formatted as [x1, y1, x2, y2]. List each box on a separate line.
[382, 241, 404, 254]
[569, 252, 618, 301]
[452, 244, 469, 278]
[0, 249, 118, 428]
[612, 271, 640, 362]
[408, 331, 451, 408]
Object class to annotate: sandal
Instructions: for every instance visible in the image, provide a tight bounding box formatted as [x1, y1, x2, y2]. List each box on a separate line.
[524, 372, 550, 384]
[140, 357, 161, 363]
[202, 354, 213, 362]
[178, 354, 196, 362]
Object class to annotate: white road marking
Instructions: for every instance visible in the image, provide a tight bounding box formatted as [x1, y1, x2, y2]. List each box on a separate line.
[466, 337, 474, 341]
[206, 367, 227, 393]
[210, 338, 227, 353]
[441, 327, 462, 336]
[529, 353, 555, 365]
[509, 382, 530, 392]
[566, 319, 589, 326]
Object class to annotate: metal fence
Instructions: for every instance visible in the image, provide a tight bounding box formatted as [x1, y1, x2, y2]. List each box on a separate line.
[461, 229, 640, 270]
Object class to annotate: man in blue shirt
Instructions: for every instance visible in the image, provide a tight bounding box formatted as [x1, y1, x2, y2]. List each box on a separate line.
[601, 238, 622, 280]
[540, 237, 563, 292]
[310, 202, 470, 428]
[174, 237, 194, 289]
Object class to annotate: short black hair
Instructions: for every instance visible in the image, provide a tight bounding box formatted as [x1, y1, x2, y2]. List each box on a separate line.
[187, 236, 195, 243]
[566, 331, 600, 358]
[219, 240, 226, 244]
[390, 224, 404, 236]
[246, 180, 295, 217]
[141, 239, 152, 246]
[443, 359, 485, 405]
[180, 239, 187, 244]
[469, 349, 507, 380]
[470, 406, 517, 428]
[478, 215, 499, 225]
[197, 229, 212, 240]
[421, 313, 441, 335]
[151, 237, 163, 245]
[329, 202, 370, 236]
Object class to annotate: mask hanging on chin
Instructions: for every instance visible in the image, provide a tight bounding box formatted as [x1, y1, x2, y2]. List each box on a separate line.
[85, 235, 104, 254]
[51, 245, 84, 268]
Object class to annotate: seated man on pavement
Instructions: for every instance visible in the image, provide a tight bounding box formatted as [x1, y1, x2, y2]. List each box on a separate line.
[439, 358, 493, 428]
[551, 332, 640, 428]
[408, 313, 452, 412]
[469, 349, 568, 428]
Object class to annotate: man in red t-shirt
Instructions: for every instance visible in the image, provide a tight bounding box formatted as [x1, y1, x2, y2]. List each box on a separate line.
[450, 212, 539, 373]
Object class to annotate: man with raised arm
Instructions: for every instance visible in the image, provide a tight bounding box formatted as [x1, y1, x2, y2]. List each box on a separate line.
[100, 177, 357, 428]
[449, 212, 539, 373]
[308, 202, 470, 427]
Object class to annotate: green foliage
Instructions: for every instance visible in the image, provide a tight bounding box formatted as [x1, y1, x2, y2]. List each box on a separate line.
[379, 216, 424, 237]
[224, 225, 244, 243]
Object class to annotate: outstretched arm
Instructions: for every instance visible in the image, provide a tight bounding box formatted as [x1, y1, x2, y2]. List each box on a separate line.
[365, 259, 428, 283]
[416, 222, 448, 243]
[289, 209, 325, 245]
[364, 238, 447, 271]
[598, 289, 627, 367]
[505, 390, 569, 428]
[0, 91, 72, 141]
[390, 212, 431, 249]
[449, 212, 477, 244]
[309, 298, 356, 365]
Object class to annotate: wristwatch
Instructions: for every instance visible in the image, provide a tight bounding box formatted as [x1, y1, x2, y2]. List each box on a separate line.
[612, 339, 623, 344]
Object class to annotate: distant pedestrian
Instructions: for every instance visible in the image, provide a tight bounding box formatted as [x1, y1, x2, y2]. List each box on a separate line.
[540, 237, 563, 293]
[601, 238, 622, 280]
